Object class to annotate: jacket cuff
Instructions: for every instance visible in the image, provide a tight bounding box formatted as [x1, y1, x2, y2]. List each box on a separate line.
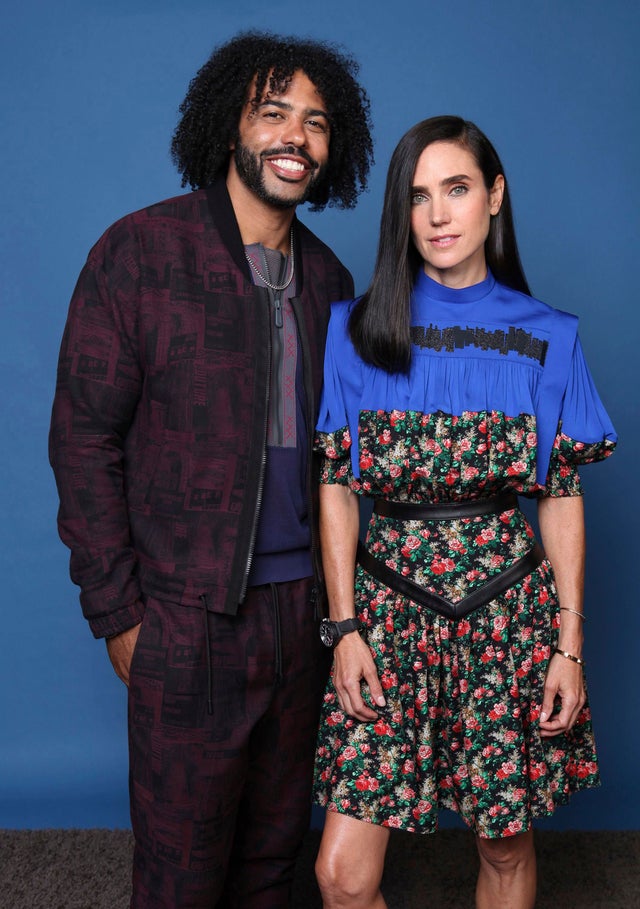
[88, 598, 146, 640]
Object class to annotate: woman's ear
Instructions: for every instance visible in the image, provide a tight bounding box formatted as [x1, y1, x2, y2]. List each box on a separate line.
[489, 174, 505, 215]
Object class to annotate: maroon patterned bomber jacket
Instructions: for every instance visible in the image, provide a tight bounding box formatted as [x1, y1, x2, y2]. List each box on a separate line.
[49, 178, 354, 638]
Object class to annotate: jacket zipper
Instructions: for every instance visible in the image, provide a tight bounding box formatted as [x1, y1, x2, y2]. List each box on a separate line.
[238, 287, 272, 604]
[290, 296, 323, 620]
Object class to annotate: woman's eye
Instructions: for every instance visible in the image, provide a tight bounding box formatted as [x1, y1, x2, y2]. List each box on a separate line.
[411, 193, 427, 205]
[450, 184, 468, 196]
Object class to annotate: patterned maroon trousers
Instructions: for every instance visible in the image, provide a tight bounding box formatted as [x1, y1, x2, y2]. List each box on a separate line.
[127, 578, 330, 908]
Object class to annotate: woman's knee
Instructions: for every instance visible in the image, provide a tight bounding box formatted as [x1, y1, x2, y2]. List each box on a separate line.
[315, 851, 368, 905]
[315, 813, 388, 907]
[315, 839, 381, 905]
[476, 829, 535, 875]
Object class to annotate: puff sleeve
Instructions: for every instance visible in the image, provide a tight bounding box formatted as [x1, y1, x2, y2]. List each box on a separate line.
[543, 335, 617, 495]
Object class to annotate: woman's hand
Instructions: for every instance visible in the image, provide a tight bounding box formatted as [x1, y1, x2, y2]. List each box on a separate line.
[332, 632, 385, 722]
[319, 482, 386, 721]
[539, 651, 586, 736]
[537, 494, 586, 736]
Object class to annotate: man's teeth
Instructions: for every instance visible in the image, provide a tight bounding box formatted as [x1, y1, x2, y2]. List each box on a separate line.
[272, 159, 305, 172]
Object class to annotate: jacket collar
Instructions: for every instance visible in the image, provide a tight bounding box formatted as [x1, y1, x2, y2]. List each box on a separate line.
[205, 176, 304, 293]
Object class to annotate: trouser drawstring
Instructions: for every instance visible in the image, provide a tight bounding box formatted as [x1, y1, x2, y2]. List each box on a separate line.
[270, 582, 283, 685]
[200, 596, 214, 715]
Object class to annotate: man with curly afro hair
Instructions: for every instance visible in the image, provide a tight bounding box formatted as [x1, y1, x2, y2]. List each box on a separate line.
[172, 31, 372, 210]
[50, 29, 373, 909]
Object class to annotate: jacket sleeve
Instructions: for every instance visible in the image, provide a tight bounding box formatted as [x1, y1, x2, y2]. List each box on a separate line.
[49, 228, 146, 638]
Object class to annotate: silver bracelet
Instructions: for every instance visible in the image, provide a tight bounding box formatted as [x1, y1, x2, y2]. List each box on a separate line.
[560, 606, 586, 621]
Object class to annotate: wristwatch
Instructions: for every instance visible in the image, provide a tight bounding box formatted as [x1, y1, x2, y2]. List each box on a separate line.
[319, 617, 361, 647]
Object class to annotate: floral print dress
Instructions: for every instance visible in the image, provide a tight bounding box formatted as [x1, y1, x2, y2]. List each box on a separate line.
[312, 271, 616, 839]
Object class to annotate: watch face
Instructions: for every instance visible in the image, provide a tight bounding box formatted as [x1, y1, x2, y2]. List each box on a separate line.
[319, 619, 335, 647]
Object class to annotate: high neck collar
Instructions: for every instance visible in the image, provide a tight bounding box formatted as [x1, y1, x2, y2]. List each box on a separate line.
[414, 268, 496, 303]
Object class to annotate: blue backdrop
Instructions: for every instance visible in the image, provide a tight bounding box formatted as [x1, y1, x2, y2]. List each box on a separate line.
[1, 0, 638, 829]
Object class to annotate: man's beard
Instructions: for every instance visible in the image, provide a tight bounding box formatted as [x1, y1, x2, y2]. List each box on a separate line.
[233, 142, 326, 209]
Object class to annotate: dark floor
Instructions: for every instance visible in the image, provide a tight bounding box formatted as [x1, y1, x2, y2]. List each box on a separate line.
[0, 828, 638, 908]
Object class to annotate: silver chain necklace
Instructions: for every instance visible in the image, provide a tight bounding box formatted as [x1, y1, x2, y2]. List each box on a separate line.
[245, 227, 295, 291]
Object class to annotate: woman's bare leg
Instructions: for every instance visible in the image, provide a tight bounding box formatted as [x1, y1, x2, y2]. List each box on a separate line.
[315, 811, 391, 908]
[475, 829, 536, 909]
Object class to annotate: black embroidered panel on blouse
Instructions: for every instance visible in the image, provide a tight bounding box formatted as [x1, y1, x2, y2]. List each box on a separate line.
[410, 324, 548, 366]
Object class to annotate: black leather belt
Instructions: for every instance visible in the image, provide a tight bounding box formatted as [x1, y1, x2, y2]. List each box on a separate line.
[356, 541, 545, 621]
[373, 490, 518, 521]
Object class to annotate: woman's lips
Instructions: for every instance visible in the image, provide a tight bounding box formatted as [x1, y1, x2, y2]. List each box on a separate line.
[429, 235, 459, 248]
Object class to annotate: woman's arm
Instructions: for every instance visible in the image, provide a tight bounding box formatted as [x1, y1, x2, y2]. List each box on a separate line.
[320, 483, 385, 721]
[537, 494, 586, 737]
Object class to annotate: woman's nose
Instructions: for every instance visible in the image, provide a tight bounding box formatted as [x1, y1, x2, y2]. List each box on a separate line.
[430, 198, 450, 226]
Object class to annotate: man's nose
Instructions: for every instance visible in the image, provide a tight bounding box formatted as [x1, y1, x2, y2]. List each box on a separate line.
[281, 115, 306, 148]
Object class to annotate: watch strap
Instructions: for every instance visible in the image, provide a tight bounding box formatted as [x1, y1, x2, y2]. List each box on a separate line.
[333, 618, 360, 638]
[319, 617, 361, 646]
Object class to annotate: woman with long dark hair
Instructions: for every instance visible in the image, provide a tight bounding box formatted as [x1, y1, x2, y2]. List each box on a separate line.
[313, 116, 616, 908]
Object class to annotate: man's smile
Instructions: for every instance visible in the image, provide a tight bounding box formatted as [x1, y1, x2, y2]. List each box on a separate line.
[263, 147, 318, 182]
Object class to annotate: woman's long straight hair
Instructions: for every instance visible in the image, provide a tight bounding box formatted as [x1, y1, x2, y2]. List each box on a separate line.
[350, 116, 531, 373]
